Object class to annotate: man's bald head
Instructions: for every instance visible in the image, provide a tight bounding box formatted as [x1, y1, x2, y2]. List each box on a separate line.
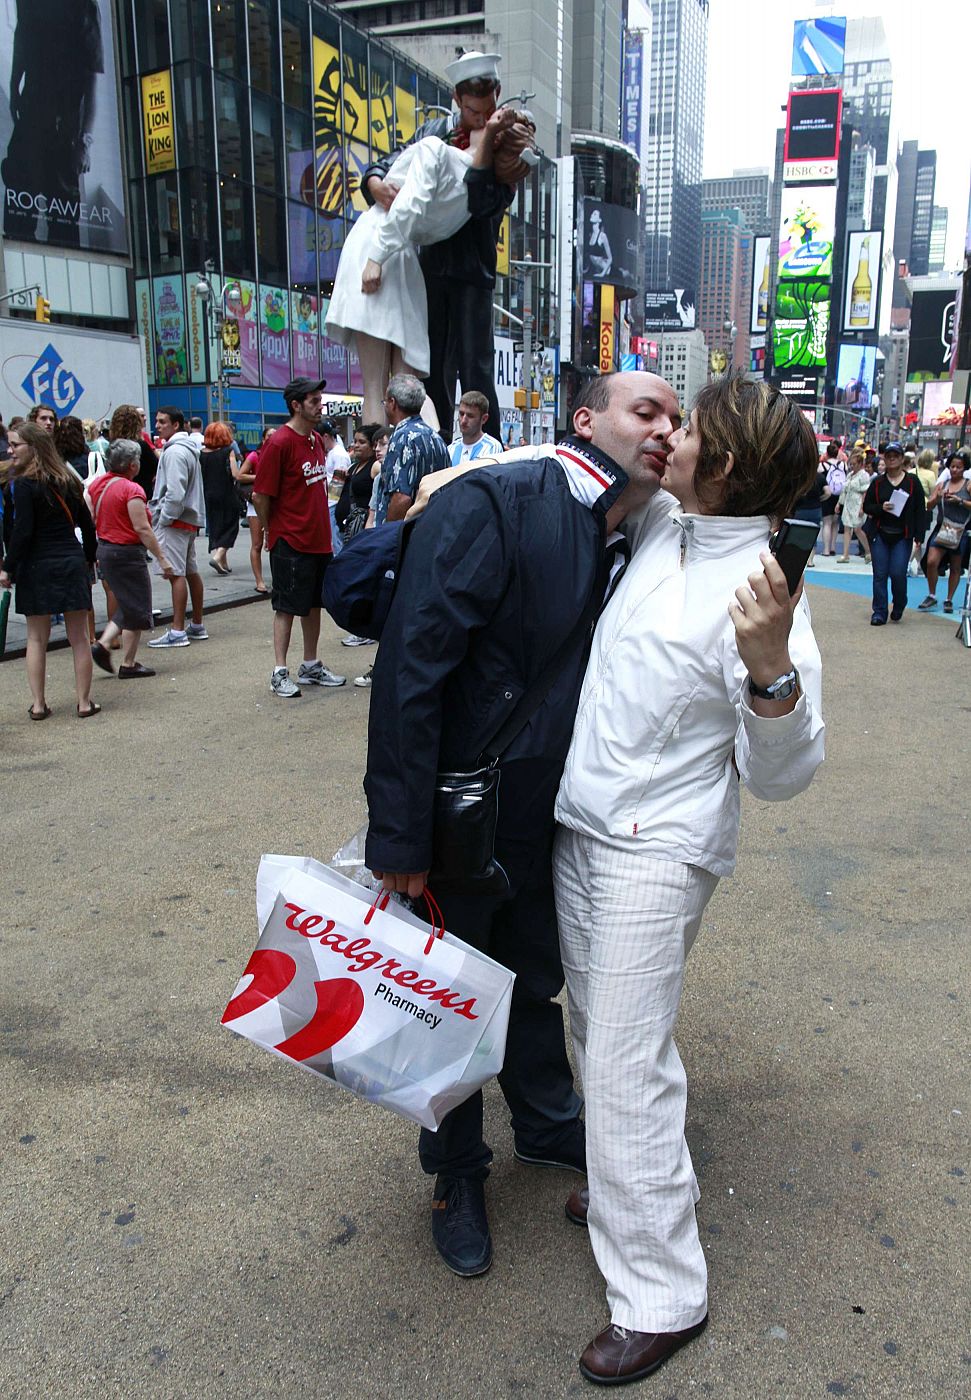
[573, 372, 681, 497]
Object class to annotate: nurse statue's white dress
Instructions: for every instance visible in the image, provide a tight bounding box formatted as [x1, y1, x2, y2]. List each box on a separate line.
[326, 136, 474, 379]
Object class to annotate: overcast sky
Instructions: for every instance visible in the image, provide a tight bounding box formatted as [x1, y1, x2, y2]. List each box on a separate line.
[700, 0, 970, 269]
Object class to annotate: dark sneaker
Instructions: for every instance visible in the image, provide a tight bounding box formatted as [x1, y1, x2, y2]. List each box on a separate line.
[943, 599, 954, 614]
[917, 596, 938, 611]
[515, 1119, 586, 1174]
[890, 608, 904, 622]
[431, 1176, 492, 1277]
[91, 641, 114, 674]
[870, 615, 886, 626]
[185, 622, 209, 640]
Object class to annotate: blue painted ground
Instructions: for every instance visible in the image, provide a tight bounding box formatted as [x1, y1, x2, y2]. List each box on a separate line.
[804, 555, 966, 621]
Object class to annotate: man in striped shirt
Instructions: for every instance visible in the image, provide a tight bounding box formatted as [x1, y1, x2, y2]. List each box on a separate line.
[448, 390, 503, 465]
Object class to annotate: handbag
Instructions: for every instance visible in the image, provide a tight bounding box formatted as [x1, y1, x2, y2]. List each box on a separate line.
[429, 570, 609, 896]
[224, 857, 515, 1129]
[934, 514, 964, 551]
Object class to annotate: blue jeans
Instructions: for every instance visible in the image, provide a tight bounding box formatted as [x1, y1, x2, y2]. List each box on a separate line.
[871, 533, 909, 620]
[328, 505, 343, 557]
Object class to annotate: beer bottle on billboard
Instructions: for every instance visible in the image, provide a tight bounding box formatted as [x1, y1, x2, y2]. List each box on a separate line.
[757, 254, 769, 329]
[849, 237, 872, 326]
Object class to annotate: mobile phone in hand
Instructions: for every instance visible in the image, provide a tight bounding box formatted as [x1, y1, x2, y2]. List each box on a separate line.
[769, 518, 820, 595]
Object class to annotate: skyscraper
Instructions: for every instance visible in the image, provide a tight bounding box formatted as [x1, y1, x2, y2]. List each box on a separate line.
[928, 206, 949, 275]
[640, 0, 709, 299]
[702, 170, 771, 237]
[698, 207, 751, 371]
[894, 142, 937, 276]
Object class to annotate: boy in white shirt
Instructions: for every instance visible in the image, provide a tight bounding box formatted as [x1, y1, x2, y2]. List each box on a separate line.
[448, 390, 503, 465]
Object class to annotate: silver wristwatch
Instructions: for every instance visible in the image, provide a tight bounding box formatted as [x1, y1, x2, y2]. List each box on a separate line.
[748, 668, 798, 702]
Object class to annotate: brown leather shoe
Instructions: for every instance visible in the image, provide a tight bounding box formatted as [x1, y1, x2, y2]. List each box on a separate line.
[579, 1315, 708, 1385]
[565, 1185, 589, 1227]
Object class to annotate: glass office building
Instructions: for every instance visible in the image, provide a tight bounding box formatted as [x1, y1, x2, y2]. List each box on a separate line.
[117, 0, 558, 433]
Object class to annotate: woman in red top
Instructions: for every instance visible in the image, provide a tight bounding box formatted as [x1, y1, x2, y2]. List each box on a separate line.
[87, 439, 174, 678]
[238, 425, 275, 593]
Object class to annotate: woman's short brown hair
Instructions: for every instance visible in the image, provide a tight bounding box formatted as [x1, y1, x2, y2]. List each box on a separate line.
[204, 420, 233, 449]
[109, 404, 143, 441]
[690, 374, 819, 525]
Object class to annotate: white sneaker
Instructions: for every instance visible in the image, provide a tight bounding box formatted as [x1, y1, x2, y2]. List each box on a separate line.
[341, 634, 376, 647]
[148, 629, 190, 648]
[270, 667, 301, 697]
[297, 660, 346, 687]
[353, 666, 373, 688]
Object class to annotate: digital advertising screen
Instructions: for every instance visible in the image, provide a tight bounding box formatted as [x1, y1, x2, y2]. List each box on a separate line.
[792, 18, 846, 77]
[835, 344, 876, 409]
[778, 186, 837, 281]
[784, 89, 843, 163]
[907, 289, 958, 381]
[842, 230, 883, 332]
[772, 279, 830, 370]
[644, 288, 696, 332]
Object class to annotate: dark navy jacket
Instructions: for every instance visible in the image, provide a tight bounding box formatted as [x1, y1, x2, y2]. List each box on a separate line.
[361, 115, 513, 289]
[363, 440, 629, 878]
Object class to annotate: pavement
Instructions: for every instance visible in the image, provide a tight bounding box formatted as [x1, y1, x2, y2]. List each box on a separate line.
[1, 572, 969, 1398]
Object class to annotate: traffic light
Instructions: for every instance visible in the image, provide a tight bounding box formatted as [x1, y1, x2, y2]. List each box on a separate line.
[35, 294, 51, 323]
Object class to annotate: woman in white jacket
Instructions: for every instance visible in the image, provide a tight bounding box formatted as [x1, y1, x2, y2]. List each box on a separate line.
[553, 375, 825, 1386]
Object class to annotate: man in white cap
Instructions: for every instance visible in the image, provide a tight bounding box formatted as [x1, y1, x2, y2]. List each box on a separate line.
[361, 51, 521, 438]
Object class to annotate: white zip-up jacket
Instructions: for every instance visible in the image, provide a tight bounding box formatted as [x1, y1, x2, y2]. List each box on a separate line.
[555, 492, 825, 878]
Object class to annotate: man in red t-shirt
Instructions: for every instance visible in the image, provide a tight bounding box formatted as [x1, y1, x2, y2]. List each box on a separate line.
[253, 378, 346, 697]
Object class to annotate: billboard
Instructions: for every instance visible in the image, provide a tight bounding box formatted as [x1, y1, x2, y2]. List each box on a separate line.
[621, 31, 644, 159]
[835, 344, 876, 409]
[152, 277, 188, 386]
[778, 186, 836, 280]
[842, 230, 883, 332]
[773, 279, 830, 369]
[777, 371, 819, 407]
[644, 289, 696, 331]
[600, 285, 616, 374]
[792, 18, 846, 76]
[0, 0, 127, 254]
[259, 286, 291, 389]
[581, 199, 640, 294]
[141, 70, 176, 176]
[783, 88, 842, 183]
[907, 289, 957, 382]
[750, 236, 771, 333]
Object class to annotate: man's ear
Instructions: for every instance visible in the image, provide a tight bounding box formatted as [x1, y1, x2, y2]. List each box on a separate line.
[723, 450, 735, 479]
[572, 406, 595, 442]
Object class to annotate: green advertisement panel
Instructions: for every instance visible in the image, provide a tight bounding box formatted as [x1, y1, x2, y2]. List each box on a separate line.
[773, 279, 830, 369]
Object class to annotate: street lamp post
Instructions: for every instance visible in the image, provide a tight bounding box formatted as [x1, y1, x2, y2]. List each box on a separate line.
[195, 260, 240, 422]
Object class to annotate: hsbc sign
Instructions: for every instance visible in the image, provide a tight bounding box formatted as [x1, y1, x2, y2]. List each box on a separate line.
[784, 158, 838, 185]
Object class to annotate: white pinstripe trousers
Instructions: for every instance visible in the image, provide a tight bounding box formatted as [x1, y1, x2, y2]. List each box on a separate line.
[553, 826, 718, 1333]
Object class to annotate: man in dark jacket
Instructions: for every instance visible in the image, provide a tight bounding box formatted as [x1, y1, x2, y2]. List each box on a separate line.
[361, 51, 518, 436]
[364, 371, 681, 1277]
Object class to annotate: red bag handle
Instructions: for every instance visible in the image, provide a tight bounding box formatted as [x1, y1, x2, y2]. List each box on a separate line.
[364, 885, 445, 958]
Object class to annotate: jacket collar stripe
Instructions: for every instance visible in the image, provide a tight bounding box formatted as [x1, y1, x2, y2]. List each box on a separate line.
[556, 446, 611, 490]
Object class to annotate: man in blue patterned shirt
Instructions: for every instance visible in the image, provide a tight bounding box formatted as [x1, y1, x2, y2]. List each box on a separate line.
[373, 375, 450, 525]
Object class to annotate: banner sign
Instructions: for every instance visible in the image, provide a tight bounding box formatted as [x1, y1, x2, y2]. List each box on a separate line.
[644, 289, 696, 332]
[750, 236, 771, 333]
[152, 277, 188, 385]
[224, 279, 260, 386]
[622, 31, 644, 158]
[599, 285, 615, 374]
[259, 286, 291, 389]
[0, 0, 128, 254]
[291, 292, 321, 380]
[141, 70, 176, 175]
[496, 213, 510, 277]
[842, 230, 882, 332]
[134, 279, 156, 384]
[581, 199, 639, 294]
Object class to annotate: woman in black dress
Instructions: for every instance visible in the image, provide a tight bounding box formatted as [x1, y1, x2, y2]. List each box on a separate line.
[335, 423, 382, 543]
[200, 421, 240, 575]
[0, 423, 99, 718]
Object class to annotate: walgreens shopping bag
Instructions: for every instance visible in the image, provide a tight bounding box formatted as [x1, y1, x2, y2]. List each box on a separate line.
[222, 858, 514, 1130]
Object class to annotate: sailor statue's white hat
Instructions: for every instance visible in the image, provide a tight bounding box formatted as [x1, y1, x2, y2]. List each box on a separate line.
[444, 51, 502, 87]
